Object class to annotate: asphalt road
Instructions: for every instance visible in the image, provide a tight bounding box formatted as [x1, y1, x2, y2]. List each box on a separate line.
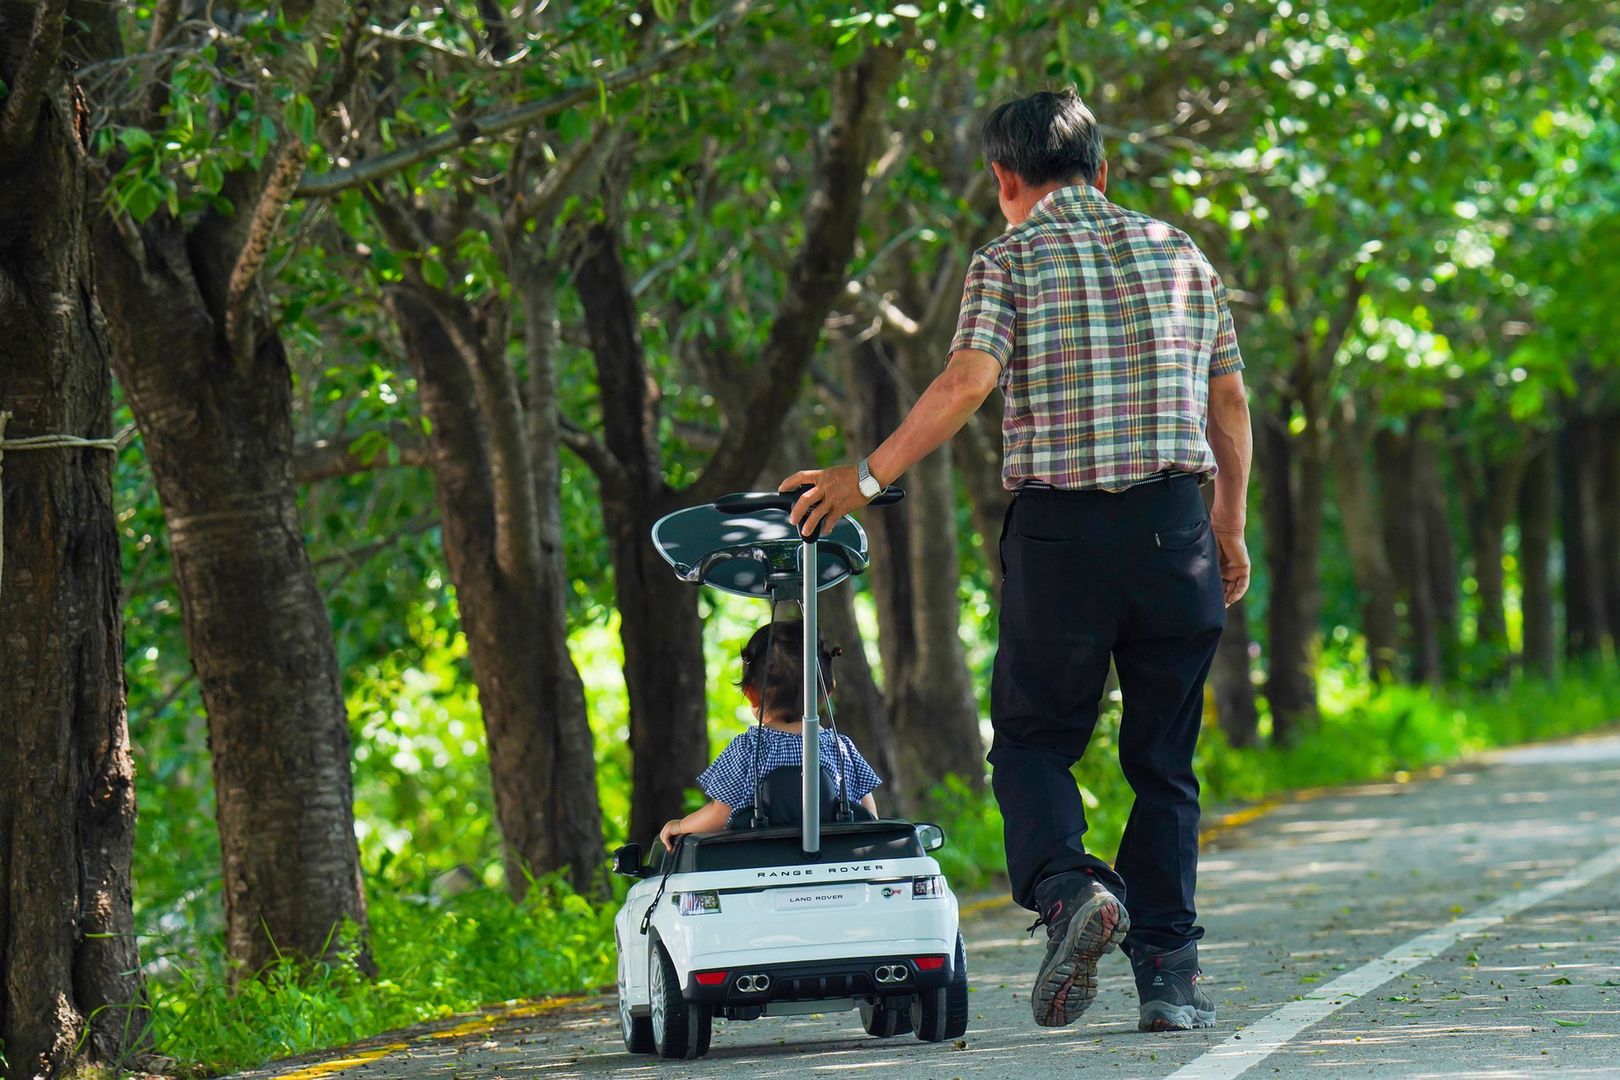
[247, 731, 1620, 1080]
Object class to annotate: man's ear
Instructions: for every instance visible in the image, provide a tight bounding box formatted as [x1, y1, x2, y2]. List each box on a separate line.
[1094, 159, 1108, 194]
[990, 161, 1019, 202]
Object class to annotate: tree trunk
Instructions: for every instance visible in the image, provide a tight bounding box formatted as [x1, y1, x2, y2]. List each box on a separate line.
[1212, 597, 1259, 747]
[1376, 428, 1442, 683]
[91, 212, 369, 982]
[847, 339, 983, 806]
[1597, 414, 1620, 654]
[1199, 485, 1257, 746]
[1257, 409, 1319, 741]
[1519, 441, 1557, 678]
[386, 283, 602, 893]
[1327, 407, 1400, 680]
[1412, 425, 1460, 677]
[0, 24, 149, 1071]
[1455, 445, 1525, 669]
[955, 397, 1011, 613]
[891, 340, 984, 798]
[575, 229, 710, 848]
[1559, 415, 1610, 661]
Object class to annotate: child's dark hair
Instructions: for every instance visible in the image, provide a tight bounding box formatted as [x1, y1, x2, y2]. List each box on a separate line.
[738, 620, 840, 719]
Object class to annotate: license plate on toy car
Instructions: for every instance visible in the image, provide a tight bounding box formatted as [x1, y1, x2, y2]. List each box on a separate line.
[773, 886, 857, 912]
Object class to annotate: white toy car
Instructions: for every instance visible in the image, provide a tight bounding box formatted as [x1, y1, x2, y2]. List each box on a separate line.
[610, 489, 970, 1060]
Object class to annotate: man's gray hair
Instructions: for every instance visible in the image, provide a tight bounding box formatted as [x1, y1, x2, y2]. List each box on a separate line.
[982, 88, 1104, 186]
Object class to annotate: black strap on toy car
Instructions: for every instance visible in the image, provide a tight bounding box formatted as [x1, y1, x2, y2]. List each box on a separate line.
[639, 834, 684, 935]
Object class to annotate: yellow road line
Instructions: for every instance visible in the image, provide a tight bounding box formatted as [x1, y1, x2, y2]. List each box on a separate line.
[271, 1043, 408, 1080]
[266, 995, 584, 1080]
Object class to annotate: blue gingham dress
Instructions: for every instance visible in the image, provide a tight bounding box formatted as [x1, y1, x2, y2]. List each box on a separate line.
[698, 727, 882, 810]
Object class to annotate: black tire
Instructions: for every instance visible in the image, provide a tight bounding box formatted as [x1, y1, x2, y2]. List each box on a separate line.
[913, 933, 970, 1042]
[860, 1000, 914, 1038]
[618, 948, 655, 1054]
[649, 942, 713, 1060]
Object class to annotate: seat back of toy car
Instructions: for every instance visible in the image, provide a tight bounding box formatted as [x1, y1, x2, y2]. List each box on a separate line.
[723, 766, 877, 831]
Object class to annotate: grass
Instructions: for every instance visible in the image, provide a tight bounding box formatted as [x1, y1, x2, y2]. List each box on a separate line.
[140, 660, 1620, 1074]
[147, 872, 617, 1072]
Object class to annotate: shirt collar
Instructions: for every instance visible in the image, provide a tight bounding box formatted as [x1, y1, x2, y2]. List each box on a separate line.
[1029, 182, 1109, 222]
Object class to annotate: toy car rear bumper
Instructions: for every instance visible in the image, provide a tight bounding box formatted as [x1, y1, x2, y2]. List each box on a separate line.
[682, 952, 953, 1006]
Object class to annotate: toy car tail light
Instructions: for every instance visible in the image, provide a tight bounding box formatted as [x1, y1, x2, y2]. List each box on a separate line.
[678, 890, 721, 916]
[912, 875, 945, 898]
[693, 970, 728, 986]
[914, 955, 946, 971]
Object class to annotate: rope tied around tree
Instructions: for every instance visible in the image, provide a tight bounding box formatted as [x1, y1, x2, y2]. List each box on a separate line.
[0, 410, 129, 603]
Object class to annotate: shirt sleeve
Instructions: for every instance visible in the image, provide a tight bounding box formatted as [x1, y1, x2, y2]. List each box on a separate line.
[696, 734, 756, 809]
[1208, 266, 1245, 377]
[948, 252, 1017, 368]
[833, 734, 883, 803]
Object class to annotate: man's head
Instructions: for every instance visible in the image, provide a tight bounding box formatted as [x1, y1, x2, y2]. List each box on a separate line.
[982, 87, 1107, 226]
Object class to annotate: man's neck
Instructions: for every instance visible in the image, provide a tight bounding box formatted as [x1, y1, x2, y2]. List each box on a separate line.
[1008, 178, 1096, 226]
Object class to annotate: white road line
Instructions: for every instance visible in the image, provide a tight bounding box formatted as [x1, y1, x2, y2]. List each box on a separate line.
[1169, 842, 1620, 1080]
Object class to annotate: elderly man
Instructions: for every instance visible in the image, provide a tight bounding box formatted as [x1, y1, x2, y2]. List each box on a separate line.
[781, 88, 1252, 1033]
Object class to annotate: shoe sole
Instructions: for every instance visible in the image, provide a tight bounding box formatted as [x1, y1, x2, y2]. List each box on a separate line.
[1138, 1002, 1217, 1031]
[1031, 892, 1129, 1028]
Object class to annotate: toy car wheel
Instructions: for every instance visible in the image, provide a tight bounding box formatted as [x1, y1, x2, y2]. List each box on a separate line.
[860, 999, 914, 1038]
[649, 941, 712, 1059]
[618, 956, 654, 1054]
[913, 933, 969, 1042]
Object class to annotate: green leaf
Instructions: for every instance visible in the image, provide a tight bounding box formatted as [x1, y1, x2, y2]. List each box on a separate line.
[1552, 1018, 1587, 1028]
[118, 127, 156, 154]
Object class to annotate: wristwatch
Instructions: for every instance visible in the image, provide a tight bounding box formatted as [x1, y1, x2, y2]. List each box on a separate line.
[856, 457, 882, 500]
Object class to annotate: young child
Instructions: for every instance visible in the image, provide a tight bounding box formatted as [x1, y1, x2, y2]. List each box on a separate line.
[658, 620, 881, 849]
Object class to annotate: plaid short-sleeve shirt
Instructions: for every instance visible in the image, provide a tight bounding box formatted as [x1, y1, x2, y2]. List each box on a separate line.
[949, 183, 1244, 492]
[697, 727, 881, 811]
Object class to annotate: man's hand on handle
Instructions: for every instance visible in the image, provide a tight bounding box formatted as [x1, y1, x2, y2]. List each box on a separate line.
[779, 463, 869, 539]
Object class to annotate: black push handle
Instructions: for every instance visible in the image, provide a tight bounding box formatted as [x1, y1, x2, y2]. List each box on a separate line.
[713, 485, 906, 515]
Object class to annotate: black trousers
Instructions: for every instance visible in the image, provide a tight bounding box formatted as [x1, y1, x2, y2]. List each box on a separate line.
[989, 474, 1224, 953]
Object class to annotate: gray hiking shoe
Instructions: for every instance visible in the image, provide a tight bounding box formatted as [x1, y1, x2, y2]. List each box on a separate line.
[1131, 940, 1216, 1031]
[1028, 873, 1130, 1028]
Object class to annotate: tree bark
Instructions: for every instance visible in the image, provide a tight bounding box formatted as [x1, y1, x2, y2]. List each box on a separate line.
[891, 340, 984, 798]
[845, 340, 983, 806]
[1257, 408, 1319, 741]
[386, 283, 603, 893]
[1199, 484, 1258, 746]
[1597, 414, 1620, 654]
[91, 210, 369, 985]
[575, 229, 711, 848]
[1376, 428, 1442, 683]
[1454, 444, 1526, 668]
[1518, 441, 1558, 678]
[955, 397, 1012, 613]
[1559, 414, 1610, 661]
[0, 10, 149, 1069]
[1327, 404, 1399, 680]
[1412, 425, 1460, 677]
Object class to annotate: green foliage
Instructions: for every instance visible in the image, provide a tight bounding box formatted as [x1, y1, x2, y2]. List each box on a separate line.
[147, 877, 616, 1073]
